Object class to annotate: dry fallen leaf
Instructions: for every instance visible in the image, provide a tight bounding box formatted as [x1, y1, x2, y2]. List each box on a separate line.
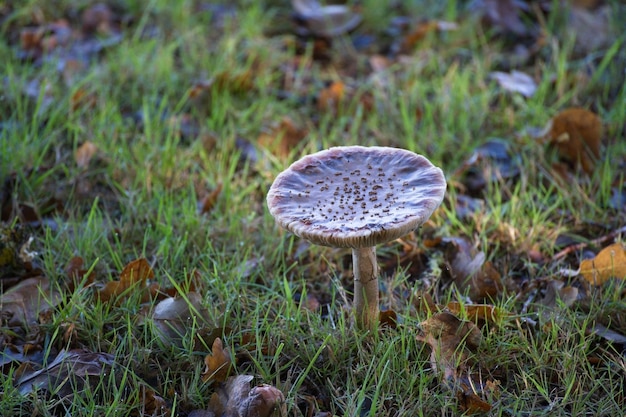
[0, 276, 61, 328]
[198, 182, 223, 215]
[445, 302, 506, 326]
[416, 312, 493, 412]
[398, 20, 458, 53]
[548, 107, 602, 175]
[317, 80, 346, 113]
[97, 258, 155, 303]
[489, 70, 537, 97]
[456, 379, 493, 413]
[536, 279, 579, 311]
[257, 117, 308, 159]
[74, 141, 98, 169]
[580, 243, 626, 285]
[379, 309, 398, 329]
[442, 237, 503, 301]
[204, 374, 286, 417]
[202, 337, 233, 383]
[15, 349, 117, 398]
[416, 312, 482, 380]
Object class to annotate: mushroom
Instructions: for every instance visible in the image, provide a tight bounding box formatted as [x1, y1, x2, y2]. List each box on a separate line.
[266, 146, 446, 330]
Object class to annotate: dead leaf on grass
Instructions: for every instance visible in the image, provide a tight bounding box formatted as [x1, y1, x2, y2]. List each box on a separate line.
[65, 256, 95, 290]
[317, 80, 346, 113]
[489, 70, 537, 97]
[200, 374, 286, 417]
[442, 237, 503, 301]
[548, 107, 602, 175]
[74, 141, 98, 169]
[536, 279, 579, 311]
[567, 4, 613, 56]
[590, 322, 626, 345]
[14, 349, 117, 398]
[580, 243, 626, 286]
[257, 117, 308, 159]
[0, 276, 61, 328]
[198, 182, 223, 215]
[416, 312, 482, 380]
[446, 302, 507, 326]
[97, 258, 156, 303]
[202, 337, 233, 383]
[140, 386, 170, 416]
[379, 310, 398, 329]
[456, 139, 521, 195]
[416, 312, 493, 412]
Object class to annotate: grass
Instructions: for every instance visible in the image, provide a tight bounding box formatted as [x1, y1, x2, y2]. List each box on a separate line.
[1, 0, 626, 416]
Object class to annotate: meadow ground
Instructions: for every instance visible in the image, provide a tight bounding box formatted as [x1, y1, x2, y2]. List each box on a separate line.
[1, 1, 625, 416]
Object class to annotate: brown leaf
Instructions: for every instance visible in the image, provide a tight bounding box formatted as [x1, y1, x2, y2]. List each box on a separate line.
[202, 337, 232, 383]
[317, 81, 346, 113]
[379, 309, 397, 329]
[198, 182, 223, 215]
[536, 280, 579, 311]
[0, 276, 61, 328]
[443, 237, 502, 301]
[97, 258, 154, 303]
[14, 349, 117, 398]
[257, 117, 308, 159]
[400, 21, 439, 51]
[412, 291, 439, 316]
[445, 302, 506, 326]
[74, 141, 98, 169]
[580, 243, 626, 286]
[416, 312, 482, 380]
[548, 108, 602, 175]
[457, 382, 492, 413]
[140, 387, 170, 416]
[70, 89, 98, 112]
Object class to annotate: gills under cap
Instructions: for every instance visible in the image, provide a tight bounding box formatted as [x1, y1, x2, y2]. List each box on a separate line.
[267, 146, 446, 248]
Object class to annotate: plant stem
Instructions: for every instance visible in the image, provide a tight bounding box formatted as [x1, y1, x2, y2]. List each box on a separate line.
[352, 246, 379, 331]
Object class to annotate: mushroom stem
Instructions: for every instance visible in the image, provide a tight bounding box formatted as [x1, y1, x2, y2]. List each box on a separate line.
[352, 246, 379, 331]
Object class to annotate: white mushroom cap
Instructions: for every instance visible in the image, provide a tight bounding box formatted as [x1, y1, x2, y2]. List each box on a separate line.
[267, 146, 446, 248]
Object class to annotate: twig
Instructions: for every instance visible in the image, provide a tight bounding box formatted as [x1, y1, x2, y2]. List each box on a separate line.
[552, 225, 626, 261]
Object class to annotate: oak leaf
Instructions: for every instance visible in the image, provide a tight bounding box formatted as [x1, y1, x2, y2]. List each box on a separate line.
[202, 337, 232, 383]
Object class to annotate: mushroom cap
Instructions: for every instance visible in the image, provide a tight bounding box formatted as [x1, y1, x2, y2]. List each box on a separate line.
[267, 146, 446, 248]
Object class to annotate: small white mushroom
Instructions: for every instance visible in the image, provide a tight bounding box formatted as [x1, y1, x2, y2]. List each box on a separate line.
[267, 146, 446, 330]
